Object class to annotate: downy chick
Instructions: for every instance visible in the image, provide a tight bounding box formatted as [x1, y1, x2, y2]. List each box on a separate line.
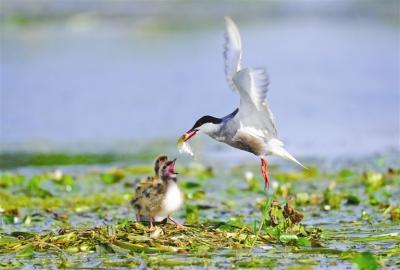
[133, 155, 168, 204]
[131, 159, 184, 229]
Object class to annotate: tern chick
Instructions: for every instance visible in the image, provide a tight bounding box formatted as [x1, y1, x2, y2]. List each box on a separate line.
[131, 158, 184, 230]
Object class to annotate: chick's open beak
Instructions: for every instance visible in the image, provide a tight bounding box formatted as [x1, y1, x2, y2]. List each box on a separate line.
[168, 158, 178, 174]
[183, 129, 198, 142]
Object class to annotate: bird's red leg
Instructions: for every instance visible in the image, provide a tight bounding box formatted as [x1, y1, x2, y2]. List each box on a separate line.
[261, 157, 270, 189]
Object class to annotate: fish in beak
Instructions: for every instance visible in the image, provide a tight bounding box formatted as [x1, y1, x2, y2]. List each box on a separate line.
[177, 130, 197, 157]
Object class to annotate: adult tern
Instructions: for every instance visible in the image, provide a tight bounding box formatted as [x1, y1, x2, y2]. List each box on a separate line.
[178, 17, 305, 188]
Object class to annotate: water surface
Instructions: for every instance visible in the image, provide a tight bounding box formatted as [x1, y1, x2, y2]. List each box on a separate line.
[1, 13, 399, 159]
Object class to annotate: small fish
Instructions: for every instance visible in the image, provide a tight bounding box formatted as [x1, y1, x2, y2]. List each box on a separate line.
[177, 134, 194, 157]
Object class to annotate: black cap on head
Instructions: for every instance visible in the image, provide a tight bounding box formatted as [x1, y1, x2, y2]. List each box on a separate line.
[191, 109, 239, 130]
[191, 115, 222, 130]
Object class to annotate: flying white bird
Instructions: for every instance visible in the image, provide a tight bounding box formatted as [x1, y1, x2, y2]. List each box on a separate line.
[177, 17, 305, 188]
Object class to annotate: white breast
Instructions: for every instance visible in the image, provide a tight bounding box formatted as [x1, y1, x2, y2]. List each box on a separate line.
[155, 180, 183, 221]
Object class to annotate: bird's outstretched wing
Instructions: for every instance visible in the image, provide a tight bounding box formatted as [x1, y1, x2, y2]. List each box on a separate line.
[224, 17, 303, 167]
[224, 17, 276, 137]
[224, 16, 242, 91]
[232, 68, 277, 137]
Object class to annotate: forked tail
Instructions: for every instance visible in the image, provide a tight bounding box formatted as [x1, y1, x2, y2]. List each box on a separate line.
[268, 139, 306, 169]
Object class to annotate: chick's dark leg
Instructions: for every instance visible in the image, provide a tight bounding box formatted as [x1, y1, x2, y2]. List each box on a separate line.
[168, 215, 184, 229]
[261, 157, 270, 189]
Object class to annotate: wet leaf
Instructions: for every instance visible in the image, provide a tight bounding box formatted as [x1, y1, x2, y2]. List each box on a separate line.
[352, 252, 378, 270]
[25, 176, 53, 198]
[100, 169, 125, 184]
[280, 234, 298, 243]
[390, 206, 400, 221]
[345, 194, 360, 205]
[15, 244, 34, 258]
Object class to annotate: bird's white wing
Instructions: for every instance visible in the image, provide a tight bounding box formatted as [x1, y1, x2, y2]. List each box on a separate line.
[224, 16, 242, 91]
[223, 18, 302, 167]
[232, 68, 277, 137]
[224, 17, 276, 137]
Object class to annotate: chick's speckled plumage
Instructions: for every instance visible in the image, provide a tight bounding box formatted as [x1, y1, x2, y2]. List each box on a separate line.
[131, 157, 183, 227]
[132, 155, 168, 197]
[132, 176, 167, 220]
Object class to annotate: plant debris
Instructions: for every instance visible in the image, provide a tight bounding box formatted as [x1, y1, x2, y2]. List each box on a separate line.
[0, 153, 399, 269]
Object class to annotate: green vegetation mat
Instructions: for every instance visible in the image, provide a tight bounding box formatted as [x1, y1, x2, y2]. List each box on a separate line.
[0, 153, 399, 269]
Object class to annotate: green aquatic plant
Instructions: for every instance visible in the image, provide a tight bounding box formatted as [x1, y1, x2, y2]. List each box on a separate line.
[260, 197, 320, 247]
[25, 176, 53, 198]
[100, 169, 126, 184]
[0, 192, 323, 267]
[352, 252, 378, 270]
[233, 256, 275, 268]
[322, 181, 342, 210]
[274, 166, 319, 182]
[243, 171, 263, 193]
[0, 172, 25, 188]
[362, 172, 384, 193]
[0, 221, 283, 258]
[389, 206, 400, 221]
[184, 204, 200, 225]
[0, 152, 137, 169]
[294, 192, 322, 206]
[0, 158, 399, 268]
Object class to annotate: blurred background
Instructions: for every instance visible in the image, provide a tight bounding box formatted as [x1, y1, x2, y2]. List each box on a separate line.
[0, 0, 399, 162]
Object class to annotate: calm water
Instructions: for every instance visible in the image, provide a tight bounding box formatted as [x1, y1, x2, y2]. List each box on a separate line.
[1, 15, 399, 158]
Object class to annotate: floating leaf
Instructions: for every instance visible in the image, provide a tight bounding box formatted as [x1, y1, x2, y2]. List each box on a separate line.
[345, 194, 360, 205]
[353, 252, 378, 270]
[15, 244, 34, 258]
[100, 169, 125, 184]
[25, 176, 53, 198]
[279, 234, 298, 243]
[390, 206, 400, 221]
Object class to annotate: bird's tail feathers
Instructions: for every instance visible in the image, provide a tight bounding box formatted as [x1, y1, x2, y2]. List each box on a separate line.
[268, 139, 306, 169]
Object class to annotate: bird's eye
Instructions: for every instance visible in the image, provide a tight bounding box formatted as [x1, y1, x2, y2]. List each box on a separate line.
[163, 165, 167, 169]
